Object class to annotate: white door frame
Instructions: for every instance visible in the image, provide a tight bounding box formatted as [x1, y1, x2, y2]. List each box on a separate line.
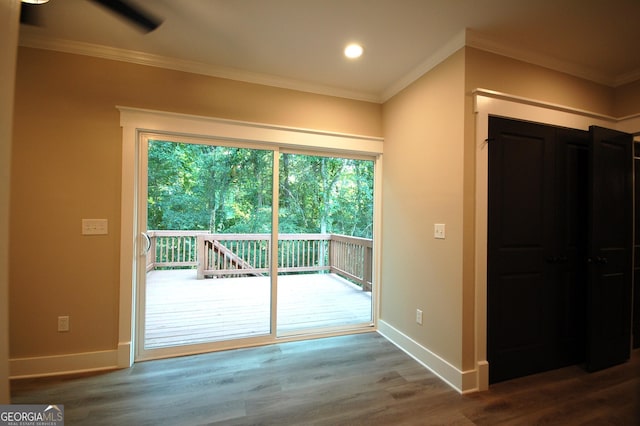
[473, 88, 640, 391]
[117, 107, 384, 367]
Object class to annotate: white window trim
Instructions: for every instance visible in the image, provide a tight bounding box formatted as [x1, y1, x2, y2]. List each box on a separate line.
[117, 107, 383, 367]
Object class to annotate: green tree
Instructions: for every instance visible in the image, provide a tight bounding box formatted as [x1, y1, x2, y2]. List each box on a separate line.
[147, 141, 373, 238]
[147, 141, 210, 230]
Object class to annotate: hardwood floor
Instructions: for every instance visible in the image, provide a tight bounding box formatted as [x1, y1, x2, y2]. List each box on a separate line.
[11, 333, 640, 425]
[145, 270, 373, 348]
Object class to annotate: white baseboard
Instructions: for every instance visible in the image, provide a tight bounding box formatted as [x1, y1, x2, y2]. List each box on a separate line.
[9, 349, 119, 379]
[117, 341, 133, 368]
[9, 328, 488, 391]
[377, 320, 482, 394]
[475, 360, 489, 392]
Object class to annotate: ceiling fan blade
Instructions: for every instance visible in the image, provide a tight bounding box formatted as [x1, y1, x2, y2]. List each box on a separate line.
[20, 3, 44, 27]
[90, 0, 162, 33]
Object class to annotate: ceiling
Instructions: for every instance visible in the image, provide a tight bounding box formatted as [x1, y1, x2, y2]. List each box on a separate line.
[18, 0, 640, 103]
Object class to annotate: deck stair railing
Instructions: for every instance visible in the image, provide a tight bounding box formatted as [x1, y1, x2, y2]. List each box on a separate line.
[146, 230, 372, 291]
[209, 239, 265, 277]
[199, 234, 271, 278]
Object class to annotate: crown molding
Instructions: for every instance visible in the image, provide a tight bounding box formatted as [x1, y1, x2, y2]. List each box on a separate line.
[380, 30, 467, 102]
[380, 28, 640, 102]
[18, 33, 381, 103]
[464, 28, 639, 88]
[614, 68, 640, 88]
[19, 29, 639, 106]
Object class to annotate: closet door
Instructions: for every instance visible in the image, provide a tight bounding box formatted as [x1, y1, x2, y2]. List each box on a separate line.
[586, 126, 633, 371]
[488, 119, 634, 382]
[487, 117, 558, 383]
[552, 128, 589, 366]
[634, 142, 640, 349]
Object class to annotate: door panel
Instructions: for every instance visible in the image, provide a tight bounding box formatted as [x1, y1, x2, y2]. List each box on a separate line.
[276, 153, 374, 335]
[138, 139, 274, 359]
[554, 129, 588, 366]
[586, 126, 633, 371]
[634, 147, 640, 349]
[488, 117, 557, 383]
[488, 118, 591, 383]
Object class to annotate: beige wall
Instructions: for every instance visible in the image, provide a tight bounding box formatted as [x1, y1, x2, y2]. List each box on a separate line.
[380, 45, 632, 384]
[465, 48, 616, 116]
[615, 79, 640, 118]
[10, 47, 381, 359]
[1, 0, 20, 404]
[381, 49, 466, 369]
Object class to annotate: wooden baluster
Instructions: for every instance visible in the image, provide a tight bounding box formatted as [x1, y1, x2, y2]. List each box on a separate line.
[172, 236, 176, 264]
[364, 245, 372, 291]
[196, 235, 204, 279]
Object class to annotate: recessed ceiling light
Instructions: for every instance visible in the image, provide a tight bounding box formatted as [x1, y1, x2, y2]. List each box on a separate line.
[21, 0, 50, 4]
[344, 43, 364, 59]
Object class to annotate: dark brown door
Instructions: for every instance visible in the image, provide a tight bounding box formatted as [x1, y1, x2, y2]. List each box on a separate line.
[553, 128, 589, 366]
[586, 126, 633, 371]
[634, 143, 640, 349]
[487, 117, 570, 383]
[488, 118, 634, 383]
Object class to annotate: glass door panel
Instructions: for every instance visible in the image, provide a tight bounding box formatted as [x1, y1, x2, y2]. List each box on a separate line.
[276, 153, 374, 335]
[143, 140, 273, 350]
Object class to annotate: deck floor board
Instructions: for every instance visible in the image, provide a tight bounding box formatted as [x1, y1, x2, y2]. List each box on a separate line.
[144, 270, 372, 348]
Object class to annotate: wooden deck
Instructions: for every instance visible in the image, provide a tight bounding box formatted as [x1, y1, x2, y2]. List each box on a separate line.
[144, 269, 373, 348]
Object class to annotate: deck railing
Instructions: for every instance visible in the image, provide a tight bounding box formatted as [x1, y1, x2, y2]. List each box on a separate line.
[145, 230, 208, 272]
[329, 234, 373, 291]
[146, 231, 372, 291]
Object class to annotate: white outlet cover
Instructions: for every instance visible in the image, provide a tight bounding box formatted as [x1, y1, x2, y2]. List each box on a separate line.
[58, 316, 70, 332]
[434, 223, 445, 239]
[82, 219, 108, 235]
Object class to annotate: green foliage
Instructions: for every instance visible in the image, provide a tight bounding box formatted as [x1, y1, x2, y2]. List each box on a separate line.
[147, 141, 373, 237]
[279, 153, 373, 238]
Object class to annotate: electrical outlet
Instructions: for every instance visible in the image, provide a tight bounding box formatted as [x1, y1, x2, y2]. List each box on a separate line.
[58, 316, 70, 332]
[434, 223, 445, 239]
[416, 309, 423, 325]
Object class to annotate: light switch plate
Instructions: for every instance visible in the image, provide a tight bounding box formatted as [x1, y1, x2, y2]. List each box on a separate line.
[82, 219, 108, 235]
[434, 223, 445, 239]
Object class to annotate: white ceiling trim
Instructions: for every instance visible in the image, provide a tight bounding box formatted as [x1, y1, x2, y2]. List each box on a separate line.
[19, 29, 638, 106]
[18, 33, 381, 103]
[379, 30, 467, 102]
[614, 68, 640, 88]
[465, 29, 637, 88]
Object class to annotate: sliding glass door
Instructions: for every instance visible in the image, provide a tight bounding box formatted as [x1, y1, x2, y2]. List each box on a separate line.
[276, 152, 374, 335]
[136, 137, 375, 360]
[140, 139, 274, 354]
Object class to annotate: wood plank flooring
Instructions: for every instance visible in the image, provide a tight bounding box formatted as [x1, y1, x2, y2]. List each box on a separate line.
[11, 333, 640, 425]
[145, 270, 372, 348]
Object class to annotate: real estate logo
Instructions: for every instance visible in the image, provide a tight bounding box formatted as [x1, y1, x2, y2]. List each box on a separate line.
[0, 405, 64, 426]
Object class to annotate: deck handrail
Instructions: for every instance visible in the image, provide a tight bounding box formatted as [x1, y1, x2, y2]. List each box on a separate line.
[146, 230, 372, 291]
